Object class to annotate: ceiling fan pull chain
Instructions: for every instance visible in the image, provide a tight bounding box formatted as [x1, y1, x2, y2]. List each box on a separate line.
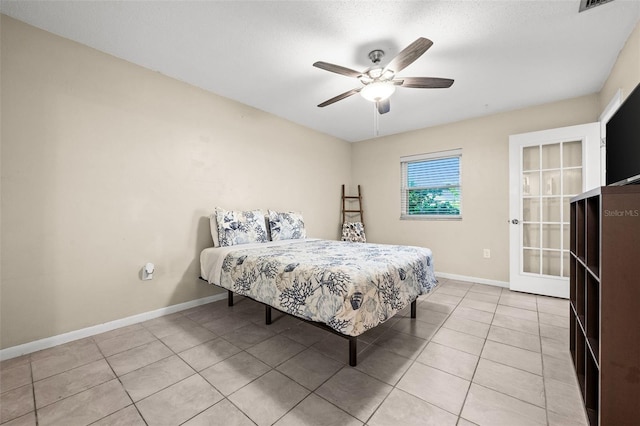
[374, 103, 380, 137]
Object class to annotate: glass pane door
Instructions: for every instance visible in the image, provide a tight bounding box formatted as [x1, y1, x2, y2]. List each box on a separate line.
[522, 140, 582, 278]
[510, 122, 600, 298]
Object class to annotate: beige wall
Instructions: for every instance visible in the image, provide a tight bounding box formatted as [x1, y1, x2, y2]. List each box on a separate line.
[351, 95, 599, 283]
[600, 20, 640, 110]
[0, 16, 351, 349]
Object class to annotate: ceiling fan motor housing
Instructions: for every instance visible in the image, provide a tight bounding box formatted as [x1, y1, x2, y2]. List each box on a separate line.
[368, 49, 385, 64]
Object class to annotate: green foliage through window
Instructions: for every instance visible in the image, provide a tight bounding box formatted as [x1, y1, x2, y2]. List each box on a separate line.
[407, 187, 460, 215]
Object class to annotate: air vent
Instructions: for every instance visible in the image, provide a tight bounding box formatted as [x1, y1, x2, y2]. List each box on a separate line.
[579, 0, 614, 12]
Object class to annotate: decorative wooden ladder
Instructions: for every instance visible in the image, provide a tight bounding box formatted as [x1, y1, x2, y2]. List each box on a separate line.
[341, 185, 366, 242]
[341, 184, 364, 226]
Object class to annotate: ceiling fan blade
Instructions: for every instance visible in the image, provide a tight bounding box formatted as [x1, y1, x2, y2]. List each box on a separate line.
[318, 88, 362, 107]
[313, 61, 362, 78]
[396, 77, 454, 88]
[383, 37, 433, 74]
[376, 99, 390, 114]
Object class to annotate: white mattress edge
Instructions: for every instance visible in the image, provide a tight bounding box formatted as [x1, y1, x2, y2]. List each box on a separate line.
[200, 238, 320, 285]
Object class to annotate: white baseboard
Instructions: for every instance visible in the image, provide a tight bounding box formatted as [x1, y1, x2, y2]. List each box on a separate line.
[435, 272, 509, 289]
[1, 274, 508, 361]
[0, 292, 227, 361]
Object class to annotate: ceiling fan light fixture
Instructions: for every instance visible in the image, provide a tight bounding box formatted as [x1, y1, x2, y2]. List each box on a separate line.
[360, 81, 396, 102]
[368, 68, 383, 79]
[382, 69, 395, 80]
[359, 75, 374, 84]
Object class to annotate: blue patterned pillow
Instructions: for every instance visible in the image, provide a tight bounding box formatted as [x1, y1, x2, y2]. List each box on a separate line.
[268, 210, 306, 241]
[216, 209, 268, 247]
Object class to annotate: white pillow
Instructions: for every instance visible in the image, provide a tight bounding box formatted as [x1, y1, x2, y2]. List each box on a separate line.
[209, 214, 221, 247]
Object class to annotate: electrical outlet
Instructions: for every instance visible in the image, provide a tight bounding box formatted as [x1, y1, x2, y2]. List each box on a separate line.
[483, 249, 491, 259]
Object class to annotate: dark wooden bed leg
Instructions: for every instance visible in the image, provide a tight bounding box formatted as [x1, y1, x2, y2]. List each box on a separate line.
[349, 337, 357, 366]
[411, 300, 417, 318]
[265, 305, 272, 325]
[228, 290, 234, 307]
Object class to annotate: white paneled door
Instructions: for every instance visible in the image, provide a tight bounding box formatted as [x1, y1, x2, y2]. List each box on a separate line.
[509, 123, 600, 298]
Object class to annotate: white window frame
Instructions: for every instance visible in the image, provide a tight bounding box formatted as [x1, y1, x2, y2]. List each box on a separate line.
[400, 148, 462, 220]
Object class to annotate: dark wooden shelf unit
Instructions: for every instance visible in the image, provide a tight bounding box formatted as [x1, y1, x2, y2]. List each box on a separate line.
[585, 196, 600, 276]
[569, 185, 640, 425]
[585, 272, 599, 363]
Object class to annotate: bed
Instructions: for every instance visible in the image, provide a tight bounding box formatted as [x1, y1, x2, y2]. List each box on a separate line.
[200, 237, 437, 365]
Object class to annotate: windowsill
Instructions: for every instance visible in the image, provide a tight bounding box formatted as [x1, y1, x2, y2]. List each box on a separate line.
[400, 215, 462, 221]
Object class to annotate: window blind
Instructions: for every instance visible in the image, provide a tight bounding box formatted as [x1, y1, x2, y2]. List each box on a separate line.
[401, 149, 462, 219]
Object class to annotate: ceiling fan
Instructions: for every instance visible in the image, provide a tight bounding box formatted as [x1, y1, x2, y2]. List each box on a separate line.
[313, 37, 454, 114]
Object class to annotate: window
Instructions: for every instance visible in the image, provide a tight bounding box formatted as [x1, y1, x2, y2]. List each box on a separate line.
[401, 149, 462, 219]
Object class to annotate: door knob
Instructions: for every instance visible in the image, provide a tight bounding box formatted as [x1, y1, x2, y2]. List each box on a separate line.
[511, 219, 520, 225]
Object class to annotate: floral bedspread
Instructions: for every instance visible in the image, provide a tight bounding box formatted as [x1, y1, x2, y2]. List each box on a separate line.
[218, 240, 437, 336]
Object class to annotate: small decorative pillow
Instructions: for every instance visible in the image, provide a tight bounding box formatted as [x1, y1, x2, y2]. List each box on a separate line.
[215, 208, 268, 247]
[268, 210, 306, 241]
[341, 222, 366, 243]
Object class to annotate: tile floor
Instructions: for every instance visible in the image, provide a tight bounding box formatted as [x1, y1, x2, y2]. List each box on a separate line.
[0, 279, 588, 426]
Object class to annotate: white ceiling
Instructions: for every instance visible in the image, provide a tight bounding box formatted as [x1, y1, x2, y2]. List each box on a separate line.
[2, 1, 639, 142]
